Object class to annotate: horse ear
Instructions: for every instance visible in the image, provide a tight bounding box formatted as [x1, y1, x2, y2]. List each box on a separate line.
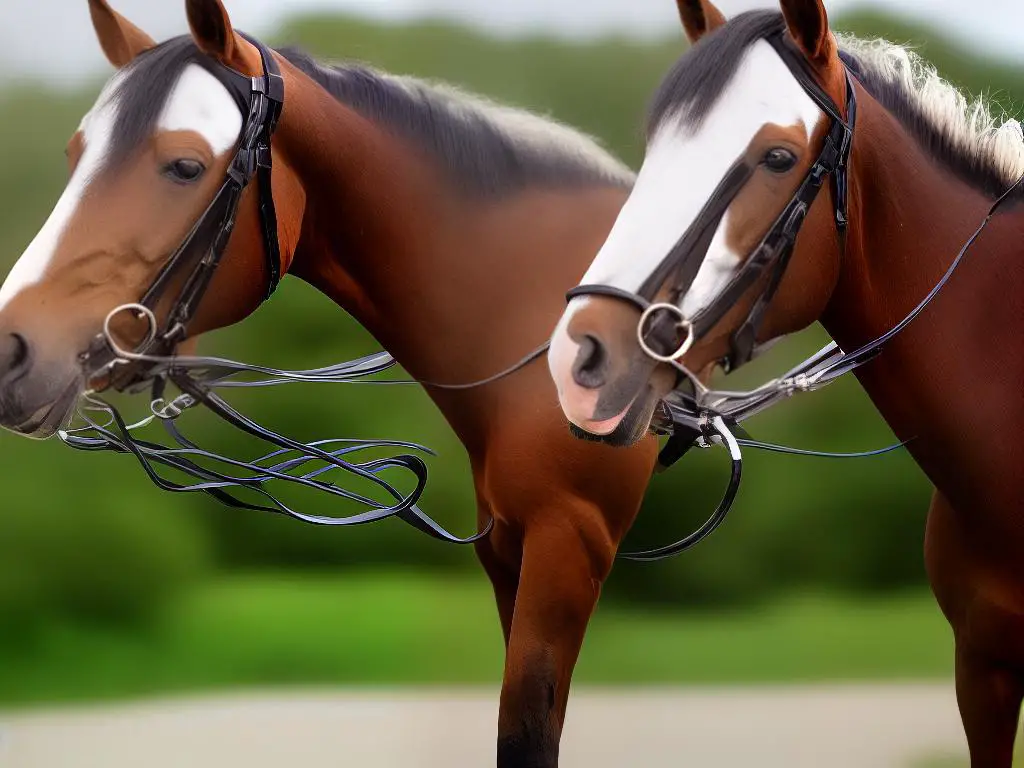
[185, 0, 261, 75]
[676, 0, 727, 44]
[779, 0, 834, 63]
[88, 0, 156, 68]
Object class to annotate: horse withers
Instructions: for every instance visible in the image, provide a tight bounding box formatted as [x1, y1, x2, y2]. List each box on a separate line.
[0, 1, 660, 765]
[549, 1, 1024, 765]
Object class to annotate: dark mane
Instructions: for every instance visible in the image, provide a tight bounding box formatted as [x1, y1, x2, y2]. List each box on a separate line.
[646, 11, 1024, 200]
[109, 37, 203, 166]
[103, 37, 632, 197]
[278, 47, 632, 196]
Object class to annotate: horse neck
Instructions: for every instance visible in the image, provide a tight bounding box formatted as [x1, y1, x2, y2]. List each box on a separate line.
[820, 87, 1024, 510]
[272, 67, 628, 414]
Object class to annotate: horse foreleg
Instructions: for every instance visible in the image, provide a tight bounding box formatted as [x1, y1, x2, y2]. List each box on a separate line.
[954, 646, 1023, 768]
[495, 507, 613, 768]
[476, 506, 521, 647]
[927, 492, 1024, 768]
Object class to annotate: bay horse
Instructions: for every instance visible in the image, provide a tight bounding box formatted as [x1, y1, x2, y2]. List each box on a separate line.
[0, 1, 661, 764]
[549, 0, 1024, 764]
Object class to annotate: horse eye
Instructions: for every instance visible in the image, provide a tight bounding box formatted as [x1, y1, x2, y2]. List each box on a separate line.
[761, 148, 798, 173]
[162, 159, 206, 184]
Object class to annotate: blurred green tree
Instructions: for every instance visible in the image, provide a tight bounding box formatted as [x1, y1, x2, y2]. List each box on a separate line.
[0, 9, 1014, 629]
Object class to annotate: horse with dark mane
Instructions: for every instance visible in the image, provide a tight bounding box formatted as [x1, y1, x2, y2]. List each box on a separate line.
[550, 0, 1024, 764]
[0, 1, 662, 765]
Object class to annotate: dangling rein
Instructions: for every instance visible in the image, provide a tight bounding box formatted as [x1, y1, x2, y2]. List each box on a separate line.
[61, 340, 490, 545]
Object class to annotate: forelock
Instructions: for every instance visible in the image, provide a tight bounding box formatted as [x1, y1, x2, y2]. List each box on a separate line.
[648, 11, 787, 137]
[107, 37, 206, 166]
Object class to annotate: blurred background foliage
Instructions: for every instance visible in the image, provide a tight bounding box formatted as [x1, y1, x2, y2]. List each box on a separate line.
[0, 8, 1016, 701]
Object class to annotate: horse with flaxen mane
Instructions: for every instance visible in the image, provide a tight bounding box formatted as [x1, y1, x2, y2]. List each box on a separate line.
[550, 0, 1024, 764]
[0, 1, 663, 765]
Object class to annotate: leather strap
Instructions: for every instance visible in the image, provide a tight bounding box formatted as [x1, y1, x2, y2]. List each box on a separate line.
[566, 283, 651, 311]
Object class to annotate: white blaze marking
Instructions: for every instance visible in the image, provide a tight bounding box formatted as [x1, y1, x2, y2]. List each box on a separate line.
[158, 64, 242, 156]
[681, 209, 738, 317]
[573, 40, 824, 318]
[0, 63, 241, 312]
[0, 77, 122, 311]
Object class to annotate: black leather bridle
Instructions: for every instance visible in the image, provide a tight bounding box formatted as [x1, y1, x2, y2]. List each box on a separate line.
[80, 32, 285, 390]
[568, 33, 856, 375]
[58, 33, 489, 547]
[566, 32, 1023, 561]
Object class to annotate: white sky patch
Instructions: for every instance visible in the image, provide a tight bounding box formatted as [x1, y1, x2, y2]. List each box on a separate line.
[574, 40, 823, 317]
[1, 1, 1021, 89]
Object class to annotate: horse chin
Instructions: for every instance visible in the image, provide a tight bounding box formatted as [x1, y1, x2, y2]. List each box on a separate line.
[568, 387, 660, 448]
[7, 378, 81, 440]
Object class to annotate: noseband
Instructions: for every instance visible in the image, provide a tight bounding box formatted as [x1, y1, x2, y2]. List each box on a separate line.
[567, 32, 856, 374]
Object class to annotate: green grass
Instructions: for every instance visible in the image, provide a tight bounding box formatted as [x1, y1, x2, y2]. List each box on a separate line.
[0, 573, 954, 707]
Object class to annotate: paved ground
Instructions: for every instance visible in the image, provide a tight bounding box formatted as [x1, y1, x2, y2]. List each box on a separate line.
[0, 684, 968, 768]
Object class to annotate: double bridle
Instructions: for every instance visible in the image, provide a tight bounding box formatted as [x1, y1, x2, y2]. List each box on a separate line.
[565, 33, 1024, 560]
[59, 33, 489, 547]
[568, 33, 856, 374]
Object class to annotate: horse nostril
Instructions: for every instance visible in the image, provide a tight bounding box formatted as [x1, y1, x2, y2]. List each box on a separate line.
[572, 334, 609, 390]
[0, 333, 32, 384]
